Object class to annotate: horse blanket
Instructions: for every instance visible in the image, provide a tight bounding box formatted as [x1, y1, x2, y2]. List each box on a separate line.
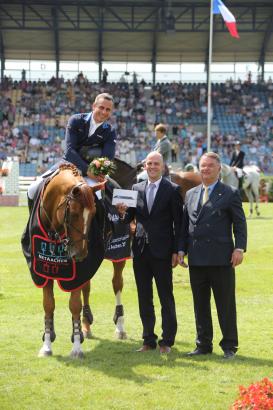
[21, 175, 131, 291]
[21, 180, 105, 292]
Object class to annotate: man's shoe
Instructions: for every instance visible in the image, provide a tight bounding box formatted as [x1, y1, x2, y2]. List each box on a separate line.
[136, 345, 155, 352]
[223, 350, 236, 359]
[187, 348, 212, 356]
[159, 345, 171, 354]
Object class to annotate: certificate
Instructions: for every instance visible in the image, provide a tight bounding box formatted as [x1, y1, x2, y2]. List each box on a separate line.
[112, 189, 138, 208]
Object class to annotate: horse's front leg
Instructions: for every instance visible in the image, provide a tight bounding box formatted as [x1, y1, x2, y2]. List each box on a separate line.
[70, 289, 84, 358]
[112, 260, 127, 339]
[81, 281, 93, 339]
[38, 280, 56, 357]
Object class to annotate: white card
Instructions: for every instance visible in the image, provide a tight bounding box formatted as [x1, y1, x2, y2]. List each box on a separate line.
[112, 189, 138, 208]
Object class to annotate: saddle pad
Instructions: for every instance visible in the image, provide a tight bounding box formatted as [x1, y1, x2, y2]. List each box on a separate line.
[32, 234, 76, 281]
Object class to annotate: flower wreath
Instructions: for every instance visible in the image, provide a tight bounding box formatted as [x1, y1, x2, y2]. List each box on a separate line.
[88, 157, 116, 176]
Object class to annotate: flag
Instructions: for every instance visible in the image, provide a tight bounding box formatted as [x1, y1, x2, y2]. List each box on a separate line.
[213, 0, 239, 38]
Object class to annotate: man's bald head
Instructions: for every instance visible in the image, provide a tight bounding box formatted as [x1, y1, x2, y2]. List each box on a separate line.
[144, 151, 164, 182]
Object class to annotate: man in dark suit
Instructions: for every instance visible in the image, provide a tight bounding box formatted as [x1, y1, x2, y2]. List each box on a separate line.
[178, 152, 247, 359]
[117, 152, 183, 354]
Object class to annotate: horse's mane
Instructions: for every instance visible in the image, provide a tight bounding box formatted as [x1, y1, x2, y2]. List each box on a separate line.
[77, 184, 95, 210]
[59, 163, 81, 177]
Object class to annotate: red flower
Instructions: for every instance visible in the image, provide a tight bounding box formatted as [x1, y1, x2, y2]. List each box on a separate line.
[231, 378, 273, 410]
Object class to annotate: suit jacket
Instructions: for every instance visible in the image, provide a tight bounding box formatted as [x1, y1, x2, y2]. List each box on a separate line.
[153, 136, 172, 164]
[124, 178, 183, 259]
[230, 150, 245, 168]
[63, 112, 116, 176]
[179, 181, 247, 266]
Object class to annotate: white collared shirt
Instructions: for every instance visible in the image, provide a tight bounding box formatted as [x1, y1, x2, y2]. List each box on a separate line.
[89, 114, 103, 137]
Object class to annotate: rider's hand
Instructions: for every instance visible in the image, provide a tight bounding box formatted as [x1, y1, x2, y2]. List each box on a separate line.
[87, 171, 105, 183]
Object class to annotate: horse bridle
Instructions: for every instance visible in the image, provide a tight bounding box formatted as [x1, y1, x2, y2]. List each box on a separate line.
[40, 182, 92, 253]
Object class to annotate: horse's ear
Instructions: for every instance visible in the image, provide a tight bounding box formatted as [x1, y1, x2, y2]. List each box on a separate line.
[91, 181, 107, 193]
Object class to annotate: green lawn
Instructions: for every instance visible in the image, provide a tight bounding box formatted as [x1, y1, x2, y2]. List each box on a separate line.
[0, 204, 273, 410]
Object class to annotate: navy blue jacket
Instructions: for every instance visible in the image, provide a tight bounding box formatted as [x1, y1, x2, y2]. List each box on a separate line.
[179, 181, 247, 266]
[63, 112, 116, 176]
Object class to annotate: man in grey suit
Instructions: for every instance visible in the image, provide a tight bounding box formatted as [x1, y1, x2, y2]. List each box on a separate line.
[153, 123, 172, 165]
[117, 152, 183, 354]
[178, 152, 247, 359]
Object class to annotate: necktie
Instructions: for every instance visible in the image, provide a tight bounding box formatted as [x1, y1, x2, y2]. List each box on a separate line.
[147, 183, 156, 213]
[202, 186, 209, 206]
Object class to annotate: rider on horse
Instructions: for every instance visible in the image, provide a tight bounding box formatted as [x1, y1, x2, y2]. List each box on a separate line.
[27, 92, 118, 328]
[230, 141, 245, 191]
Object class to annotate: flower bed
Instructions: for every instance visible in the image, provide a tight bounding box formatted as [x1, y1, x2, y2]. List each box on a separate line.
[232, 378, 273, 410]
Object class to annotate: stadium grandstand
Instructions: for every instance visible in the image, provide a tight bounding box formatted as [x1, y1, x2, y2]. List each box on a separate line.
[0, 0, 273, 203]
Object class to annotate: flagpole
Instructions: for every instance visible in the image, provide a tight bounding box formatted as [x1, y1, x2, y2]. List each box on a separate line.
[207, 0, 214, 152]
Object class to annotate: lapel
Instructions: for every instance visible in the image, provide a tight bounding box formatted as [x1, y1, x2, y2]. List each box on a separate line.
[196, 181, 224, 222]
[137, 181, 149, 213]
[190, 185, 202, 217]
[84, 113, 92, 138]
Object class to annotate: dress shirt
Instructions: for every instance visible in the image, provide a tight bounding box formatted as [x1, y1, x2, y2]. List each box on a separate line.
[89, 115, 103, 136]
[146, 177, 162, 204]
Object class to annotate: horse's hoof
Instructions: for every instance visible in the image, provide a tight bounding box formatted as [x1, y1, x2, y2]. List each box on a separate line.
[116, 331, 127, 340]
[38, 348, 52, 357]
[83, 329, 92, 339]
[70, 350, 84, 359]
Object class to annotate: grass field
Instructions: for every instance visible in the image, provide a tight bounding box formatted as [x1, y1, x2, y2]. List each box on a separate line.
[0, 204, 273, 410]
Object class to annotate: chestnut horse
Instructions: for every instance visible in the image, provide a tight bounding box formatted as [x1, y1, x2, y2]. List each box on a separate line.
[23, 163, 104, 358]
[82, 159, 201, 339]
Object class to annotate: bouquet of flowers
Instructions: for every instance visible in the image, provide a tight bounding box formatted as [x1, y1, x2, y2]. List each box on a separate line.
[88, 157, 116, 176]
[231, 378, 273, 410]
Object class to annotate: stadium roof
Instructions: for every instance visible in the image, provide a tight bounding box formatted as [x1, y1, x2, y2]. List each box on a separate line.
[0, 0, 273, 66]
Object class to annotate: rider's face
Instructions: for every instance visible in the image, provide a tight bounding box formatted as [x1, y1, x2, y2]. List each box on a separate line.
[92, 98, 113, 123]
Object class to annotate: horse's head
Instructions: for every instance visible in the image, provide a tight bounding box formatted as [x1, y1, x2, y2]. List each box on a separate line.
[57, 183, 97, 261]
[41, 165, 104, 262]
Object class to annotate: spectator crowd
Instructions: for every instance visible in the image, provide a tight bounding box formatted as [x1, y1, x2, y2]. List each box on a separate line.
[1, 73, 273, 175]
